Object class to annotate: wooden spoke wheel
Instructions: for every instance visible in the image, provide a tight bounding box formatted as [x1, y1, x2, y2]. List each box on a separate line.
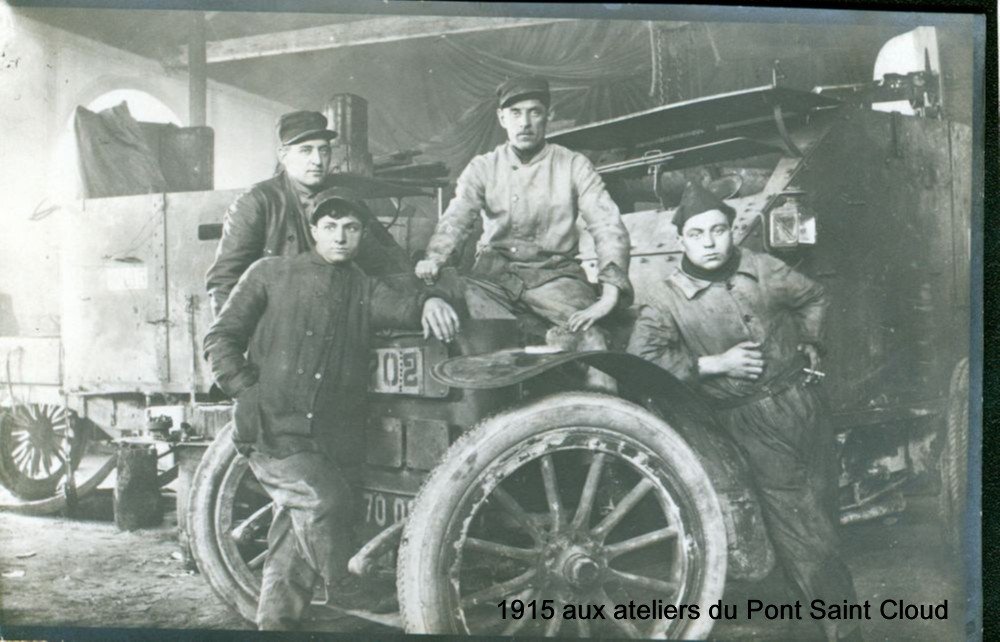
[188, 424, 379, 623]
[0, 403, 89, 500]
[215, 452, 272, 600]
[397, 392, 726, 639]
[186, 423, 270, 622]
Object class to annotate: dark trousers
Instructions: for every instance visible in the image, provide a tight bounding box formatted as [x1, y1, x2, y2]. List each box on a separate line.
[717, 383, 858, 637]
[246, 450, 356, 630]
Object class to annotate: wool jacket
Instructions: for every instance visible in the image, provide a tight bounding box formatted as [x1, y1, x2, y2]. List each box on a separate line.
[627, 249, 828, 401]
[205, 171, 412, 316]
[204, 250, 430, 460]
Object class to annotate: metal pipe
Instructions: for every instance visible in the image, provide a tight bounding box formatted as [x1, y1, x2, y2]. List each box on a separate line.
[187, 295, 199, 406]
[839, 491, 906, 525]
[188, 12, 207, 127]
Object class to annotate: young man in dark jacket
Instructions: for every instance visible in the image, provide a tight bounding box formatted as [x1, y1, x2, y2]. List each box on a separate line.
[205, 110, 411, 316]
[204, 188, 458, 630]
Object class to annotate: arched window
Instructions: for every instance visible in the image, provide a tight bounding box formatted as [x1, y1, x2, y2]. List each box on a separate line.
[84, 89, 181, 125]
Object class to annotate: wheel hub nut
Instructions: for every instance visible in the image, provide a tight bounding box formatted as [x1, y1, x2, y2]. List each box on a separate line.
[563, 552, 601, 589]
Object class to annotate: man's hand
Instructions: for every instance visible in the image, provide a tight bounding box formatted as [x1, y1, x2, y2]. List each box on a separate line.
[798, 343, 823, 384]
[567, 284, 619, 332]
[233, 441, 255, 457]
[415, 259, 441, 286]
[421, 297, 460, 343]
[699, 341, 765, 380]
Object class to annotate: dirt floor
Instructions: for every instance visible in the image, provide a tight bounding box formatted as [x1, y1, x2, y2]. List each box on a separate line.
[0, 491, 250, 632]
[0, 454, 970, 640]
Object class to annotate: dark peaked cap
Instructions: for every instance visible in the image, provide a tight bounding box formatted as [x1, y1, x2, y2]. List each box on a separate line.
[277, 110, 337, 146]
[497, 75, 551, 108]
[310, 187, 371, 226]
[672, 181, 737, 231]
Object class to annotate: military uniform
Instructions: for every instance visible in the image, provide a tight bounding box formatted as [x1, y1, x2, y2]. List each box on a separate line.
[628, 248, 858, 637]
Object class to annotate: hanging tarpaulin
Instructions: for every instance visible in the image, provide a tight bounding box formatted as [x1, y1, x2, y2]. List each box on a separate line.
[73, 101, 167, 199]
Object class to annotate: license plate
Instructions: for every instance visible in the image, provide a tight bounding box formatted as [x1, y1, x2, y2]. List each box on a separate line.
[361, 490, 414, 528]
[371, 347, 424, 395]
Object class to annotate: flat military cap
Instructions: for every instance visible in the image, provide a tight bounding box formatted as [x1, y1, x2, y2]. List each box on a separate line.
[310, 186, 370, 226]
[496, 75, 551, 109]
[277, 110, 337, 146]
[672, 181, 737, 231]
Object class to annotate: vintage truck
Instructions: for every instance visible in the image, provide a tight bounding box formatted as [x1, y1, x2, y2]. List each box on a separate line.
[0, 27, 972, 640]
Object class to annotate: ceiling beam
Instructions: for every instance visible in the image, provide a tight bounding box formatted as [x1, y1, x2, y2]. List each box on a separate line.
[173, 16, 576, 65]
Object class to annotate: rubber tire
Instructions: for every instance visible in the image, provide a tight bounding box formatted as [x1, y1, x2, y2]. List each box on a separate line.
[939, 358, 969, 553]
[0, 406, 91, 501]
[186, 423, 260, 623]
[396, 392, 727, 640]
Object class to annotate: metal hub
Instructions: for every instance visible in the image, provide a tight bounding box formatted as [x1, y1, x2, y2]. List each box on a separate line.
[562, 551, 601, 589]
[28, 416, 58, 451]
[447, 439, 698, 638]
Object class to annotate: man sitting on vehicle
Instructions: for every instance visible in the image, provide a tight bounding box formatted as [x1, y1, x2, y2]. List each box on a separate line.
[204, 188, 459, 630]
[414, 76, 632, 366]
[627, 182, 860, 642]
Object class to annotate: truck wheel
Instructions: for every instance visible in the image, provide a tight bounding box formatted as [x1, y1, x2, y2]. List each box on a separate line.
[0, 404, 90, 501]
[397, 392, 726, 639]
[939, 358, 969, 553]
[186, 423, 270, 622]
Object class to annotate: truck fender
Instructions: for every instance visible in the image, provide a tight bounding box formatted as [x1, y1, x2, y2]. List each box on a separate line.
[433, 349, 776, 580]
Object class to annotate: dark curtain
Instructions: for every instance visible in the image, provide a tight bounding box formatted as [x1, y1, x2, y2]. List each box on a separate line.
[365, 20, 656, 178]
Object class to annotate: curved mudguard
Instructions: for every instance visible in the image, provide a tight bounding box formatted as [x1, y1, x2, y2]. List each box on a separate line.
[433, 349, 776, 581]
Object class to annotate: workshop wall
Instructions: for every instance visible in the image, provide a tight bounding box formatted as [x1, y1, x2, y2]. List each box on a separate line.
[0, 13, 295, 336]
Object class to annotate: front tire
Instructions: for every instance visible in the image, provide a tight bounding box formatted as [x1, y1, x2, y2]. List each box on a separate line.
[186, 423, 270, 622]
[939, 358, 969, 553]
[397, 392, 726, 639]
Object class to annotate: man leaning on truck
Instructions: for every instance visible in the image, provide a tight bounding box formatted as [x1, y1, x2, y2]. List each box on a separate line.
[627, 182, 860, 642]
[204, 188, 458, 630]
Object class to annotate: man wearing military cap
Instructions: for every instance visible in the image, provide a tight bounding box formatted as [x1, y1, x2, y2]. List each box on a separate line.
[206, 110, 410, 317]
[415, 75, 632, 360]
[627, 182, 859, 641]
[205, 188, 458, 630]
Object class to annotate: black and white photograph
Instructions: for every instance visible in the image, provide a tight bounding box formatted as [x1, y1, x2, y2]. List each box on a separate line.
[0, 1, 985, 639]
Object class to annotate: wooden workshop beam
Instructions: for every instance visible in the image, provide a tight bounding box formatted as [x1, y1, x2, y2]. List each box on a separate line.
[174, 16, 576, 65]
[188, 12, 207, 126]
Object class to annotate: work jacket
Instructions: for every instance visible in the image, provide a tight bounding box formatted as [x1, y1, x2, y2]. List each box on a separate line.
[205, 171, 412, 316]
[424, 142, 633, 303]
[627, 253, 851, 618]
[204, 250, 431, 461]
[627, 249, 828, 402]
